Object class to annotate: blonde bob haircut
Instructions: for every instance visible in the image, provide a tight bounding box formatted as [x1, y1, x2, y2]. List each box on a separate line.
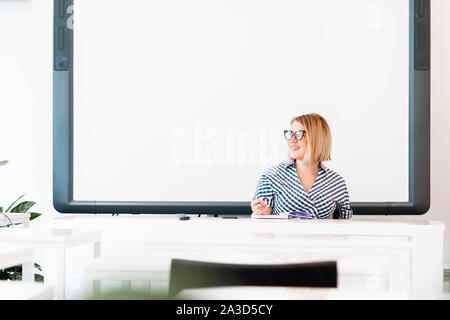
[289, 113, 332, 163]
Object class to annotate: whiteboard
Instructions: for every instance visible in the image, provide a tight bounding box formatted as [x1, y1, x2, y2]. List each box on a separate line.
[71, 0, 410, 203]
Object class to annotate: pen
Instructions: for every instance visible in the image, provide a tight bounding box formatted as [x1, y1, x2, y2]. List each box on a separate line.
[282, 211, 314, 219]
[289, 211, 313, 217]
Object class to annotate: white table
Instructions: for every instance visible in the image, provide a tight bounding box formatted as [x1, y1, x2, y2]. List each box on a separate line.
[177, 286, 450, 300]
[139, 217, 443, 293]
[82, 248, 410, 299]
[48, 215, 445, 294]
[0, 213, 30, 228]
[0, 228, 102, 299]
[0, 281, 54, 300]
[144, 239, 411, 292]
[82, 255, 170, 298]
[0, 245, 34, 282]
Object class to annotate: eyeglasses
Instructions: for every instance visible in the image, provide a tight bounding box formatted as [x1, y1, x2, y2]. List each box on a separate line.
[284, 130, 306, 141]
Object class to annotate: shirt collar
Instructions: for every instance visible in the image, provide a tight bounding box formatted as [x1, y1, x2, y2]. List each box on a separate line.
[282, 160, 329, 173]
[282, 160, 295, 169]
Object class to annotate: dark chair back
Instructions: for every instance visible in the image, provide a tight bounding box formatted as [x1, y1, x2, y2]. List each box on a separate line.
[169, 259, 337, 298]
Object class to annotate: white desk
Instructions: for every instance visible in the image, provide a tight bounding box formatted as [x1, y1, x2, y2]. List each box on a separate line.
[48, 215, 445, 295]
[139, 217, 443, 293]
[177, 286, 450, 300]
[82, 249, 410, 299]
[0, 213, 30, 228]
[0, 228, 102, 300]
[142, 238, 411, 292]
[82, 255, 170, 298]
[0, 281, 54, 300]
[0, 245, 34, 282]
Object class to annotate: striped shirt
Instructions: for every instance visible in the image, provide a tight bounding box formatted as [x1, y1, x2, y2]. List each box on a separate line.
[253, 160, 352, 219]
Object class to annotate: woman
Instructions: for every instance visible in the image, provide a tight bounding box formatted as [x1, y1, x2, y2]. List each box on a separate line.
[251, 113, 352, 219]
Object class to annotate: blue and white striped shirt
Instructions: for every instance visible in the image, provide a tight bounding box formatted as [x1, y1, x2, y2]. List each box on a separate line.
[253, 160, 352, 219]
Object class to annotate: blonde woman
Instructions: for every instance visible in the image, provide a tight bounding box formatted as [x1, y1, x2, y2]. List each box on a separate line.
[251, 113, 352, 219]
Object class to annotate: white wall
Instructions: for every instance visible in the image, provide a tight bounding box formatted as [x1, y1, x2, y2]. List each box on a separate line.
[0, 1, 449, 265]
[352, 0, 450, 269]
[0, 1, 53, 217]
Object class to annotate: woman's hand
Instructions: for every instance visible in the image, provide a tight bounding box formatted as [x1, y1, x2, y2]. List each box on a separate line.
[251, 199, 273, 215]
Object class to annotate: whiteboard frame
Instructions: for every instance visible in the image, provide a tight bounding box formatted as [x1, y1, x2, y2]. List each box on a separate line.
[53, 0, 430, 215]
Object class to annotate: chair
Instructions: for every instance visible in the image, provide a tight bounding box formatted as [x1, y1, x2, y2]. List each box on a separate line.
[332, 207, 340, 219]
[169, 259, 337, 297]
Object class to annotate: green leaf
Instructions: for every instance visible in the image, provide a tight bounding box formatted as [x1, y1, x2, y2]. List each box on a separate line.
[0, 160, 8, 166]
[10, 201, 35, 213]
[0, 207, 3, 213]
[34, 263, 42, 272]
[29, 212, 42, 221]
[14, 271, 22, 281]
[5, 194, 25, 213]
[0, 269, 14, 280]
[35, 274, 44, 282]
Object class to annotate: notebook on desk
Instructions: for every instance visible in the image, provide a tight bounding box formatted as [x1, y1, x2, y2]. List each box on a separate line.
[251, 213, 289, 220]
[252, 212, 314, 220]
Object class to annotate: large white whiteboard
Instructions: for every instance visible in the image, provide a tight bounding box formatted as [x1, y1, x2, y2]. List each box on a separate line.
[73, 0, 409, 203]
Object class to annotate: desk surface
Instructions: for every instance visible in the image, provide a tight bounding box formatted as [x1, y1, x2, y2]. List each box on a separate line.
[0, 227, 101, 244]
[0, 282, 53, 300]
[177, 286, 450, 300]
[50, 215, 443, 295]
[0, 245, 34, 269]
[52, 213, 444, 224]
[0, 213, 30, 227]
[49, 215, 444, 236]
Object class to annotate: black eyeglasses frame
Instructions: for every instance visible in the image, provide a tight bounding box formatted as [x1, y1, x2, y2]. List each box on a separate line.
[284, 130, 306, 141]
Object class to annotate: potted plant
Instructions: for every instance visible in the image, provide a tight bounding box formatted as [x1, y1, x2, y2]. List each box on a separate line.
[0, 160, 43, 281]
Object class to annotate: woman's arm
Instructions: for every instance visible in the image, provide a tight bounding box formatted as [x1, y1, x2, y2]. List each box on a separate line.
[252, 174, 275, 215]
[335, 180, 353, 219]
[251, 199, 273, 215]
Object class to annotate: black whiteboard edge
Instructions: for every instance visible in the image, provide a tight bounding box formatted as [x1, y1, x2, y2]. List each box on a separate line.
[52, 201, 430, 216]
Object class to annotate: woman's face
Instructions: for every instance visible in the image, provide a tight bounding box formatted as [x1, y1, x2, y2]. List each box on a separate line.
[288, 121, 308, 161]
